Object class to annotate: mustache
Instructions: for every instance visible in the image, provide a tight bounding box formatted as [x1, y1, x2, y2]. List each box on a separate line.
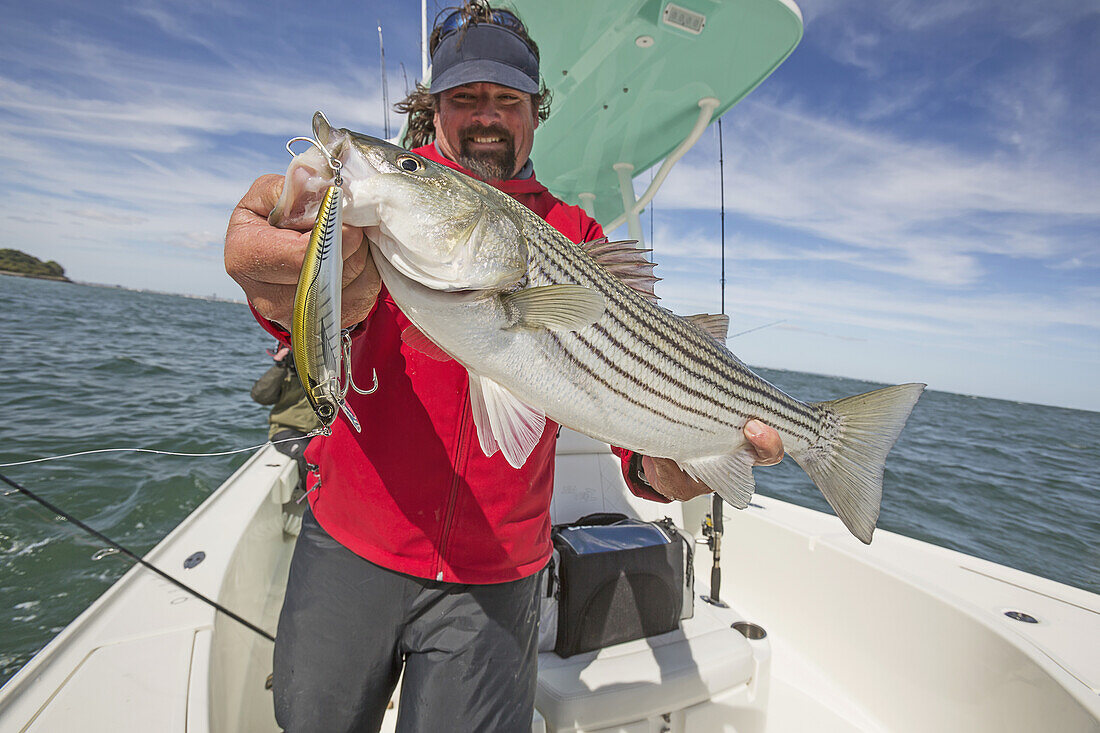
[456, 124, 517, 180]
[460, 125, 514, 145]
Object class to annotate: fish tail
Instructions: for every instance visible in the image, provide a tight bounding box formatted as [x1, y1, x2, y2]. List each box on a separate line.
[793, 383, 925, 544]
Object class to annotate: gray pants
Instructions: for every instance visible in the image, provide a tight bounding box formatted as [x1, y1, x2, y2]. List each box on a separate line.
[273, 511, 541, 733]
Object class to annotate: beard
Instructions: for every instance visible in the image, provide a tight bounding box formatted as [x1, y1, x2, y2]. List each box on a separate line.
[456, 124, 517, 181]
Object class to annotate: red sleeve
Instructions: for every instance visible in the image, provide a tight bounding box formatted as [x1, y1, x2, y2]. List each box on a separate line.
[610, 446, 672, 504]
[543, 199, 605, 246]
[249, 302, 291, 345]
[581, 212, 605, 243]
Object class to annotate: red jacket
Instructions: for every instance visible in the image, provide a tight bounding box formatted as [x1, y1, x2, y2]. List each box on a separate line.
[254, 144, 662, 583]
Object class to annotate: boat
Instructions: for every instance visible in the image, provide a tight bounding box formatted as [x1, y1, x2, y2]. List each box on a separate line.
[1, 1, 1098, 731]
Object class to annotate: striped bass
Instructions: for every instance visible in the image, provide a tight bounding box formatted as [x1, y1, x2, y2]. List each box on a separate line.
[271, 112, 924, 543]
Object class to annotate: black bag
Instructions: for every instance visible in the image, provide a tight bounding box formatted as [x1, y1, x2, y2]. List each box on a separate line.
[546, 513, 692, 658]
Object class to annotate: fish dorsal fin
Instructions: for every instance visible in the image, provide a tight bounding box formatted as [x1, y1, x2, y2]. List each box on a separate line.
[680, 449, 759, 509]
[401, 325, 452, 362]
[685, 313, 730, 343]
[581, 238, 660, 303]
[467, 372, 546, 468]
[501, 284, 605, 331]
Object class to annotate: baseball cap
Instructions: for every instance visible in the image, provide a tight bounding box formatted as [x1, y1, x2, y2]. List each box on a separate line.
[429, 23, 540, 94]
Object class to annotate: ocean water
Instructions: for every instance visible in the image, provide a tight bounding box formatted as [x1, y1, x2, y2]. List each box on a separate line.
[1, 274, 1098, 686]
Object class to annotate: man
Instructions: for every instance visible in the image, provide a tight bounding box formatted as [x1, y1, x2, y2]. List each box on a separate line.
[224, 4, 783, 731]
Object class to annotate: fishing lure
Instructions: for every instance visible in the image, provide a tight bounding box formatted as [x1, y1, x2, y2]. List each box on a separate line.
[289, 153, 377, 435]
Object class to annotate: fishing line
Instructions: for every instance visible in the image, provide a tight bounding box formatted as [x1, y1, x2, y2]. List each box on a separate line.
[0, 470, 276, 642]
[729, 319, 786, 339]
[0, 431, 324, 468]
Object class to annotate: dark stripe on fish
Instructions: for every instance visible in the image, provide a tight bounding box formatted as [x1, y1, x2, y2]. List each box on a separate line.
[531, 242, 822, 435]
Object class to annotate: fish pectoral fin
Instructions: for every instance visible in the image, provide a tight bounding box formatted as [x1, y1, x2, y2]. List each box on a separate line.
[401, 325, 453, 362]
[501, 285, 605, 332]
[467, 372, 546, 469]
[680, 450, 758, 509]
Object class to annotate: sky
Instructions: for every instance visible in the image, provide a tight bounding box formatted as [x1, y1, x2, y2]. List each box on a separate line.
[0, 0, 1097, 411]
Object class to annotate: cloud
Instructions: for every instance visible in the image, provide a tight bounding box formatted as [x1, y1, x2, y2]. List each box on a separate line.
[0, 4, 402, 299]
[0, 0, 1096, 410]
[656, 260, 1099, 342]
[166, 231, 222, 251]
[128, 0, 249, 66]
[642, 95, 1098, 293]
[68, 208, 148, 225]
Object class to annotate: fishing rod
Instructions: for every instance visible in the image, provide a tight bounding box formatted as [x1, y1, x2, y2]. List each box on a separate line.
[705, 117, 729, 608]
[0, 470, 276, 643]
[379, 22, 391, 139]
[701, 120, 784, 607]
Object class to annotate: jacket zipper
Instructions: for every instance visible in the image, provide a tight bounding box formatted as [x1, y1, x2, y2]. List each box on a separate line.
[432, 389, 471, 581]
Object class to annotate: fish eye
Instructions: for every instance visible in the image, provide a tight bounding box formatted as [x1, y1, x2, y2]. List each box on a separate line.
[396, 155, 423, 172]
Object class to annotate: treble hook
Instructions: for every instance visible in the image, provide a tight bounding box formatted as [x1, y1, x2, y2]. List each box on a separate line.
[342, 332, 378, 396]
[285, 136, 343, 186]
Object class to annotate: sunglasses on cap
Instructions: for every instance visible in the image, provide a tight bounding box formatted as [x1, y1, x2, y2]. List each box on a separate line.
[437, 6, 526, 39]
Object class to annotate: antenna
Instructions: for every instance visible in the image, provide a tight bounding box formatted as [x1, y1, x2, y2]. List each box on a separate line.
[649, 168, 655, 261]
[378, 23, 391, 139]
[718, 116, 726, 316]
[421, 0, 429, 81]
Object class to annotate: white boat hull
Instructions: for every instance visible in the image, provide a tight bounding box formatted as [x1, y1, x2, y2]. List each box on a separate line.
[0, 436, 1097, 732]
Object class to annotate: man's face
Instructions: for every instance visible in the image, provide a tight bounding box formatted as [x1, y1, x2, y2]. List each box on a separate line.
[434, 82, 539, 181]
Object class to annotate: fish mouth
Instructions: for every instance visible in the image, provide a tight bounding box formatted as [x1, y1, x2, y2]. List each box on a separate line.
[269, 162, 329, 229]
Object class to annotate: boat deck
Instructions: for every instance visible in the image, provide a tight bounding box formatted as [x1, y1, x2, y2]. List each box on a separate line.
[0, 440, 1097, 732]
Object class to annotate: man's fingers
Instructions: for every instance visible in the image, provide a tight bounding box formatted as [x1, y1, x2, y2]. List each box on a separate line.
[633, 421, 783, 505]
[744, 419, 784, 466]
[341, 247, 382, 329]
[643, 456, 712, 502]
[341, 224, 365, 260]
[225, 173, 380, 330]
[237, 174, 286, 218]
[225, 175, 313, 326]
[226, 175, 308, 287]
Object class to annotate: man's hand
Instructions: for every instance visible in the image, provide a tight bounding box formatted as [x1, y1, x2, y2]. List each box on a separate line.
[224, 174, 380, 330]
[642, 419, 784, 502]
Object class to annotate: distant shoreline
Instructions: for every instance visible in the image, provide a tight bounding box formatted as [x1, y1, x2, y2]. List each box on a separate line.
[1, 270, 247, 305]
[0, 269, 71, 283]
